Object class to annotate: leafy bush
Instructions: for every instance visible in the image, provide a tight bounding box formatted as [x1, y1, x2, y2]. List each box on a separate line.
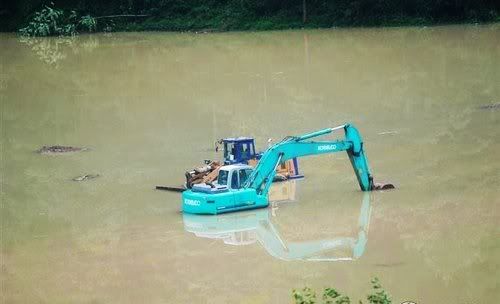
[79, 15, 97, 32]
[366, 278, 391, 304]
[18, 6, 67, 36]
[293, 277, 392, 304]
[18, 5, 96, 37]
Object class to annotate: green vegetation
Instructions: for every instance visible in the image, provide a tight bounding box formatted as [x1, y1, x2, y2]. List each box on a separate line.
[293, 278, 392, 304]
[17, 5, 96, 36]
[1, 0, 500, 33]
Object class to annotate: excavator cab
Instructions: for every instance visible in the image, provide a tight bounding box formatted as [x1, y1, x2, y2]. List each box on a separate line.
[223, 138, 256, 164]
[216, 165, 254, 190]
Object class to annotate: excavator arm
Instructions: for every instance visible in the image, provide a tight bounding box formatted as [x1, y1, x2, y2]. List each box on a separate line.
[245, 124, 373, 195]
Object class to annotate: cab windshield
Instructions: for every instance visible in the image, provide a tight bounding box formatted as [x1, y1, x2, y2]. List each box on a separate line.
[239, 169, 253, 185]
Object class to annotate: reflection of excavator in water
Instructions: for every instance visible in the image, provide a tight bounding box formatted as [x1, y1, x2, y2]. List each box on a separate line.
[183, 190, 372, 261]
[182, 123, 394, 215]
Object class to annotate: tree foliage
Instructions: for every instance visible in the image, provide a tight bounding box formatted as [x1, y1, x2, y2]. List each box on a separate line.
[17, 5, 96, 36]
[2, 0, 500, 32]
[293, 277, 392, 304]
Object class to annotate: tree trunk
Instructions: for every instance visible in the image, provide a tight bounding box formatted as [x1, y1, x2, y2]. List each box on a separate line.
[302, 0, 307, 23]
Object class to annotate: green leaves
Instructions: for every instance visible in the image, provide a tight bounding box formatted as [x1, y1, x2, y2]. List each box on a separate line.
[366, 278, 391, 304]
[323, 287, 351, 304]
[293, 278, 391, 304]
[79, 15, 97, 32]
[293, 286, 351, 304]
[293, 287, 317, 304]
[18, 5, 96, 37]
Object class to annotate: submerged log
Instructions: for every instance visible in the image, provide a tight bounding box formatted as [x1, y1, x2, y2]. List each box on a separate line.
[156, 185, 185, 192]
[72, 174, 100, 181]
[36, 145, 89, 154]
[478, 103, 500, 111]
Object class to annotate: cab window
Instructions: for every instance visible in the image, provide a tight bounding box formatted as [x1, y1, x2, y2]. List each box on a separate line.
[224, 142, 235, 161]
[238, 168, 253, 185]
[231, 172, 239, 189]
[218, 170, 229, 185]
[241, 143, 250, 160]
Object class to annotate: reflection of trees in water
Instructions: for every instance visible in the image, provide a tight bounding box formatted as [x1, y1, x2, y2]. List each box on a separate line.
[19, 36, 73, 67]
[18, 35, 100, 68]
[0, 64, 7, 91]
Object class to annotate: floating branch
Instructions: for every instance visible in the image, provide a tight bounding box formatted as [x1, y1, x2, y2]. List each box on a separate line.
[94, 14, 150, 19]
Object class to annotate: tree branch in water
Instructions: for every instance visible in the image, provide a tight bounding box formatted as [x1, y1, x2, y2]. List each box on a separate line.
[94, 14, 150, 19]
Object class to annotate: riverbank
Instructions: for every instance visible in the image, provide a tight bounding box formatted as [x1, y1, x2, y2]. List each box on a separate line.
[2, 1, 500, 33]
[113, 15, 500, 33]
[4, 15, 500, 35]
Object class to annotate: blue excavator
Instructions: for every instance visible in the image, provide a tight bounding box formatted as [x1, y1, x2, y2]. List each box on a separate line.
[182, 123, 394, 215]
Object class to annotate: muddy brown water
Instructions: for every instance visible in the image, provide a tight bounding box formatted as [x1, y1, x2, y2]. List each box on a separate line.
[1, 24, 499, 303]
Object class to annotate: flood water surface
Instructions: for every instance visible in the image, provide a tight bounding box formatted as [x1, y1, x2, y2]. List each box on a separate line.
[1, 24, 499, 303]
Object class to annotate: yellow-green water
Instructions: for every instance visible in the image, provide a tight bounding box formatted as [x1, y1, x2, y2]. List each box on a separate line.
[1, 24, 499, 303]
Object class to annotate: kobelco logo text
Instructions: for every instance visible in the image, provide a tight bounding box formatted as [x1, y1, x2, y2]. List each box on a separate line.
[318, 144, 337, 151]
[184, 199, 201, 206]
